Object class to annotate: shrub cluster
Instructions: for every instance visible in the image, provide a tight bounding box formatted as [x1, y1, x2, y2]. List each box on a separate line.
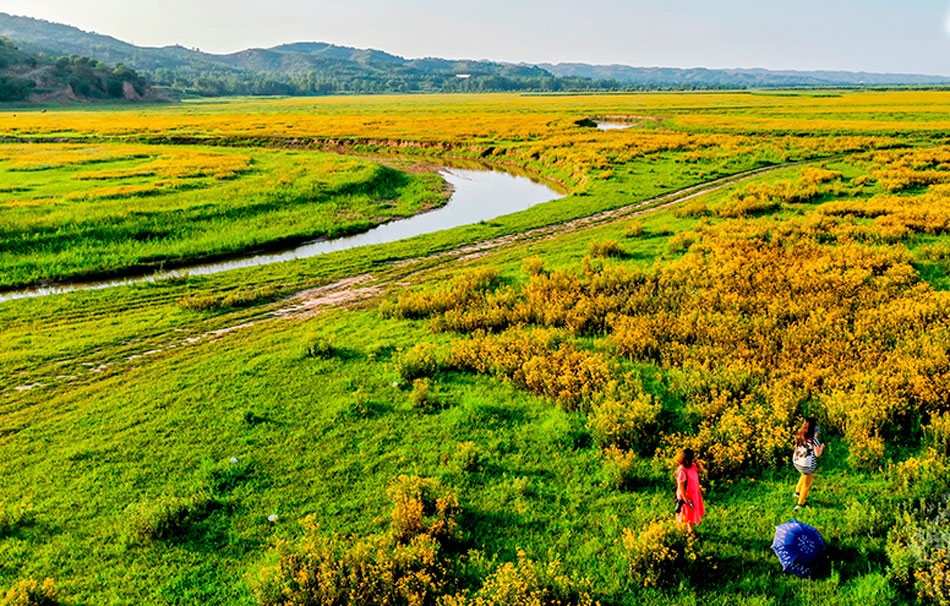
[444, 551, 596, 606]
[305, 337, 336, 359]
[868, 147, 950, 192]
[0, 578, 58, 606]
[257, 475, 459, 606]
[257, 527, 447, 606]
[379, 151, 950, 475]
[450, 328, 651, 416]
[588, 239, 625, 258]
[388, 475, 461, 545]
[925, 412, 950, 459]
[887, 494, 950, 606]
[394, 343, 448, 382]
[622, 520, 706, 587]
[410, 379, 443, 411]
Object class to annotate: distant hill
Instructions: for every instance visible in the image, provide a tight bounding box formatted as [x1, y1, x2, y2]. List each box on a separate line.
[1, 11, 948, 97]
[537, 63, 950, 88]
[0, 13, 568, 96]
[0, 37, 153, 103]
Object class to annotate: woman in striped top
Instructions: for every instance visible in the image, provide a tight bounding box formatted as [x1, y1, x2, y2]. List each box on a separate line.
[792, 418, 825, 510]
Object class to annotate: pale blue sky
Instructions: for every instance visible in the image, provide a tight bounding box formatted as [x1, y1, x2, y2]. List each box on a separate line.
[5, 0, 950, 75]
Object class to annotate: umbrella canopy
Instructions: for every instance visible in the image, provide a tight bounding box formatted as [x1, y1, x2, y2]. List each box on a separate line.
[771, 519, 826, 578]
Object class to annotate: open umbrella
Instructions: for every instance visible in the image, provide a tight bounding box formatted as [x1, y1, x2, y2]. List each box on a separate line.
[771, 519, 825, 578]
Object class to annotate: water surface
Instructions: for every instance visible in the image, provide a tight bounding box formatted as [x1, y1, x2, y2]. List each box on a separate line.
[596, 122, 633, 131]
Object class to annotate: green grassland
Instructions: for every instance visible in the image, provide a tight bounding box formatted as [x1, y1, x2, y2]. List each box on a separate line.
[1, 93, 950, 606]
[0, 144, 446, 289]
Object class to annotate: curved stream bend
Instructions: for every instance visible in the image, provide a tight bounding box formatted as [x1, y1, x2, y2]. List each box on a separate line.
[1, 168, 564, 302]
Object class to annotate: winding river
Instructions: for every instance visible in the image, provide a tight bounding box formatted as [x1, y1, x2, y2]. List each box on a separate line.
[1, 168, 564, 302]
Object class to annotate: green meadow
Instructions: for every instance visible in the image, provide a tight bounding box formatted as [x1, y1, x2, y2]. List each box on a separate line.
[1, 92, 949, 606]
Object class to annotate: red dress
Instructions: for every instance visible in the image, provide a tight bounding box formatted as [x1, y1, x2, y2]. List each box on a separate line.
[676, 464, 706, 525]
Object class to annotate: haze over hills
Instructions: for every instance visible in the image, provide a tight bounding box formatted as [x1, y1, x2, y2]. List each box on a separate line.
[1, 10, 948, 98]
[539, 63, 950, 88]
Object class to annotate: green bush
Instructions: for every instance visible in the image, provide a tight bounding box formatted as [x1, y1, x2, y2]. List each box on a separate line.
[887, 494, 950, 606]
[305, 337, 335, 359]
[925, 412, 950, 460]
[449, 441, 484, 474]
[841, 497, 893, 539]
[588, 239, 625, 258]
[333, 387, 379, 420]
[410, 378, 441, 411]
[623, 220, 645, 238]
[394, 342, 446, 382]
[600, 446, 638, 491]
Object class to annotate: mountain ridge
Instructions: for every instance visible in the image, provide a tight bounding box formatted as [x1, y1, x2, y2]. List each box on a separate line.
[1, 11, 948, 96]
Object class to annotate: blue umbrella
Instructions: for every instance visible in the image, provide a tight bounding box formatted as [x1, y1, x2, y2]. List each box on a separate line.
[771, 519, 826, 578]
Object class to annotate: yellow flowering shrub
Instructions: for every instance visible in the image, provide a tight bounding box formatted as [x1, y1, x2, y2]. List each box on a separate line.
[588, 240, 625, 258]
[258, 476, 461, 606]
[450, 550, 597, 606]
[256, 525, 446, 606]
[587, 379, 660, 452]
[388, 475, 460, 545]
[399, 161, 950, 470]
[600, 446, 638, 491]
[449, 329, 626, 411]
[622, 520, 705, 587]
[925, 412, 950, 459]
[394, 343, 448, 382]
[0, 579, 58, 606]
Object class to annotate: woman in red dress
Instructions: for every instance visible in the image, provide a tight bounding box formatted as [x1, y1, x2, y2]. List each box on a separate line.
[675, 448, 706, 533]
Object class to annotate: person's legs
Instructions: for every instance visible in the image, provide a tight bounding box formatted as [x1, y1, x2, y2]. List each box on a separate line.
[795, 474, 805, 496]
[797, 473, 814, 506]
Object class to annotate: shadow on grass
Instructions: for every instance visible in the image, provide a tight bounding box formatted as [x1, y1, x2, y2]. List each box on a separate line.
[166, 500, 256, 556]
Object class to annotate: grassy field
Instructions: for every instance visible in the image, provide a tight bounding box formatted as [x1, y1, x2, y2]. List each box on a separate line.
[0, 143, 446, 289]
[1, 91, 950, 606]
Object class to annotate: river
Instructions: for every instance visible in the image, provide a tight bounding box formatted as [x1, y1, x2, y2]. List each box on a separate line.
[1, 167, 564, 302]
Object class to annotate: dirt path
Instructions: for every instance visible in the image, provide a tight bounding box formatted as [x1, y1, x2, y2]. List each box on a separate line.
[275, 160, 804, 319]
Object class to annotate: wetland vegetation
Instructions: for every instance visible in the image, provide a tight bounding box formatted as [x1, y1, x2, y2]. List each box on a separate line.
[1, 91, 949, 605]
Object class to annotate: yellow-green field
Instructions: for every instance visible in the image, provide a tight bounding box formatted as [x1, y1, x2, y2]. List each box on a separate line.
[1, 91, 949, 606]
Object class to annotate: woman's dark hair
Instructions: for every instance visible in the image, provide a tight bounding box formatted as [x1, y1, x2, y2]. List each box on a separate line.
[795, 417, 818, 447]
[676, 448, 695, 469]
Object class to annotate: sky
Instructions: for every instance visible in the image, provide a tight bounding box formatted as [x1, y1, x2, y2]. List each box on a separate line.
[4, 0, 950, 75]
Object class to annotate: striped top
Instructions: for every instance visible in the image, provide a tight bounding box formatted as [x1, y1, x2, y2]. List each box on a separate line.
[793, 436, 822, 475]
